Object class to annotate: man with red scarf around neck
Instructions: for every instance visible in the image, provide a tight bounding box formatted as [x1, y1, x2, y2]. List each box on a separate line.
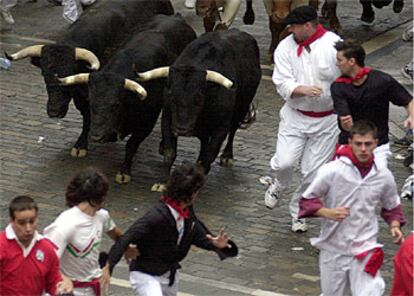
[265, 5, 341, 233]
[298, 120, 406, 296]
[102, 164, 237, 296]
[331, 39, 413, 169]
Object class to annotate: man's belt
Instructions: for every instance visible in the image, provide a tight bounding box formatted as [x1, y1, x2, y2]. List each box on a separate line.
[297, 109, 334, 118]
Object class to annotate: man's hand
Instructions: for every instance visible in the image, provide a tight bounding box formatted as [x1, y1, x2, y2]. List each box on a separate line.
[292, 85, 323, 98]
[317, 207, 350, 221]
[124, 244, 140, 264]
[403, 116, 413, 129]
[339, 115, 353, 131]
[100, 264, 111, 296]
[390, 226, 404, 245]
[206, 227, 231, 249]
[56, 274, 73, 295]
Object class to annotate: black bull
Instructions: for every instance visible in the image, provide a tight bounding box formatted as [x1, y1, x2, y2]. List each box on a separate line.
[58, 14, 197, 184]
[6, 0, 174, 158]
[138, 29, 262, 188]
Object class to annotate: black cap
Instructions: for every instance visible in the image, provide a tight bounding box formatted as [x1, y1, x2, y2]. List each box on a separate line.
[285, 6, 318, 25]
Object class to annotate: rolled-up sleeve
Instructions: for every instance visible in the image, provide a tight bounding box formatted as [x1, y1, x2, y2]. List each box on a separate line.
[272, 43, 299, 100]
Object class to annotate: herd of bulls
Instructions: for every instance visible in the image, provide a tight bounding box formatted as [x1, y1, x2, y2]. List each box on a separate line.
[5, 0, 404, 188]
[6, 0, 261, 189]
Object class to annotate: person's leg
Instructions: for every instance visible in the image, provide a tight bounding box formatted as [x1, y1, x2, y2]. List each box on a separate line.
[319, 250, 352, 296]
[350, 253, 385, 296]
[161, 271, 179, 296]
[290, 115, 338, 231]
[0, 0, 17, 24]
[267, 105, 307, 209]
[130, 271, 163, 296]
[373, 143, 392, 169]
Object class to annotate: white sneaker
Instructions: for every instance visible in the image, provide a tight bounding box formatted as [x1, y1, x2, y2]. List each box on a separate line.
[291, 218, 308, 233]
[1, 11, 14, 25]
[264, 179, 281, 209]
[184, 0, 196, 9]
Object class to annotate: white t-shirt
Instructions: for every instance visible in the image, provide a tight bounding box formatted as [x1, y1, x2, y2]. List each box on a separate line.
[44, 206, 115, 281]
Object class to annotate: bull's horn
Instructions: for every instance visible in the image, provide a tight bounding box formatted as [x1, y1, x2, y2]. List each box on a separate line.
[206, 70, 233, 89]
[7, 45, 44, 60]
[136, 66, 169, 82]
[75, 48, 100, 70]
[124, 79, 147, 99]
[58, 73, 90, 86]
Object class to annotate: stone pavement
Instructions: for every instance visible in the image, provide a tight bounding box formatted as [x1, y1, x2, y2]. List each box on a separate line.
[0, 0, 413, 295]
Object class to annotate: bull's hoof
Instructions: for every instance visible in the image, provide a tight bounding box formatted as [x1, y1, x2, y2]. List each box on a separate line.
[243, 11, 255, 25]
[151, 183, 166, 192]
[70, 147, 87, 158]
[361, 11, 375, 24]
[219, 157, 234, 167]
[115, 173, 131, 184]
[393, 0, 404, 13]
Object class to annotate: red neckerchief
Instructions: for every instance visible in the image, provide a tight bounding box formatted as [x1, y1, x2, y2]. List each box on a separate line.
[354, 247, 384, 277]
[335, 144, 374, 168]
[335, 67, 372, 84]
[162, 195, 189, 220]
[297, 24, 328, 57]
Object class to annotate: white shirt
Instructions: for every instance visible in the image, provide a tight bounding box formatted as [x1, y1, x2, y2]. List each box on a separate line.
[302, 157, 401, 255]
[166, 205, 185, 245]
[44, 207, 115, 281]
[272, 31, 341, 112]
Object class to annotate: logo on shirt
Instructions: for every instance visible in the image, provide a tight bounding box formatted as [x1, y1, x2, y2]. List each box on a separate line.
[36, 249, 44, 262]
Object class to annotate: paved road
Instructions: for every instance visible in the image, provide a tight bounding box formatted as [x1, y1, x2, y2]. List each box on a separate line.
[0, 0, 412, 295]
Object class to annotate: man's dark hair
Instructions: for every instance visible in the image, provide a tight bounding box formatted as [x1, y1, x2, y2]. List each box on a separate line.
[166, 163, 206, 203]
[335, 39, 366, 67]
[66, 167, 109, 207]
[349, 120, 378, 139]
[9, 195, 38, 219]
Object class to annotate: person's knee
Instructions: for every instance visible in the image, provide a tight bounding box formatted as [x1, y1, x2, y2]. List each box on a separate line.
[270, 153, 295, 171]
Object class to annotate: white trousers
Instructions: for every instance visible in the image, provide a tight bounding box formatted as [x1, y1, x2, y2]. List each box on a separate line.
[319, 249, 385, 296]
[130, 270, 178, 296]
[270, 104, 339, 219]
[373, 143, 391, 169]
[73, 287, 96, 296]
[62, 0, 96, 23]
[0, 0, 17, 12]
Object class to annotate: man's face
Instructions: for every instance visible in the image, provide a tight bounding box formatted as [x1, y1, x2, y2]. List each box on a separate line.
[349, 133, 378, 163]
[288, 23, 310, 42]
[336, 51, 354, 76]
[11, 209, 38, 247]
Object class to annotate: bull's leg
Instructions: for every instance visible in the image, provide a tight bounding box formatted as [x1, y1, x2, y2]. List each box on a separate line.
[116, 129, 153, 184]
[309, 0, 319, 10]
[203, 15, 216, 32]
[220, 127, 236, 167]
[71, 96, 90, 158]
[393, 0, 404, 13]
[243, 0, 255, 24]
[153, 111, 177, 192]
[360, 0, 375, 23]
[198, 128, 228, 174]
[269, 17, 286, 56]
[325, 0, 342, 34]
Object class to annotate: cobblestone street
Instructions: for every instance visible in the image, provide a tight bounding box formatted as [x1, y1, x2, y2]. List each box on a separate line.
[0, 0, 413, 295]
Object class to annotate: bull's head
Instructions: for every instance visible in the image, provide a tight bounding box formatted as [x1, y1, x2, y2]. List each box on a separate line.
[58, 72, 147, 143]
[137, 65, 233, 137]
[6, 45, 100, 118]
[196, 0, 217, 17]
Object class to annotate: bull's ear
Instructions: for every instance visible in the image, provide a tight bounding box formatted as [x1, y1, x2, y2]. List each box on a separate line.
[30, 57, 41, 68]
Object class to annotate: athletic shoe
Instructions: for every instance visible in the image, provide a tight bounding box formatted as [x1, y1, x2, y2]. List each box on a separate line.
[400, 175, 413, 200]
[1, 11, 14, 24]
[184, 0, 196, 9]
[264, 179, 281, 209]
[402, 24, 413, 41]
[291, 218, 308, 233]
[401, 62, 413, 83]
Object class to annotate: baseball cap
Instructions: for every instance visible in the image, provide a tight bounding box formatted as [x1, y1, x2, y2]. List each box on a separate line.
[285, 6, 318, 25]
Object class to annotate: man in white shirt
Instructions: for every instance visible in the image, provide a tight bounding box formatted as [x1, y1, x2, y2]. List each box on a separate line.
[298, 120, 405, 295]
[264, 5, 341, 233]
